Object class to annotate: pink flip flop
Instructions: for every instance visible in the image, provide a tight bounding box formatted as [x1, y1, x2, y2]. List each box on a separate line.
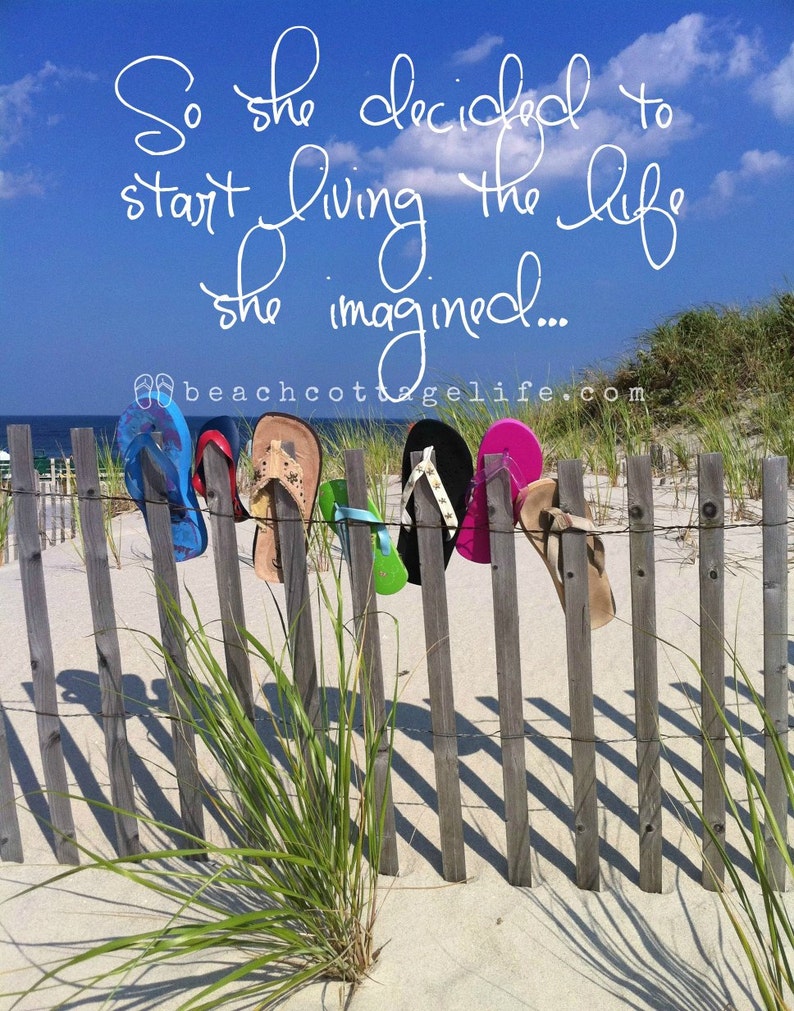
[456, 418, 543, 564]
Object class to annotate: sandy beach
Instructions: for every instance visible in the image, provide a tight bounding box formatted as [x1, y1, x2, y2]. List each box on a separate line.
[0, 474, 791, 1010]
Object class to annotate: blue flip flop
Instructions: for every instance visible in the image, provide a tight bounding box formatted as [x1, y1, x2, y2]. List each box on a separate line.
[117, 392, 207, 561]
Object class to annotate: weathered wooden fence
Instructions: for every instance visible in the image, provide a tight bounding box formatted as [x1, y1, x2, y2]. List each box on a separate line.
[1, 457, 78, 565]
[0, 423, 790, 897]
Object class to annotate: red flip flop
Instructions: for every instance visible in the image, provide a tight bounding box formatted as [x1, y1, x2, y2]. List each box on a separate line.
[192, 417, 249, 522]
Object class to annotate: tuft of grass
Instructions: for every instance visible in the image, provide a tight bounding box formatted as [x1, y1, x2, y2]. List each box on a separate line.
[612, 293, 794, 420]
[11, 576, 395, 1010]
[319, 416, 403, 520]
[688, 404, 763, 518]
[667, 643, 793, 1011]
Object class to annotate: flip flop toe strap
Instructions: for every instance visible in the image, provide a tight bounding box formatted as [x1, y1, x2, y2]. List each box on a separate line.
[193, 431, 234, 500]
[333, 504, 391, 562]
[542, 506, 606, 586]
[400, 446, 458, 538]
[250, 439, 307, 533]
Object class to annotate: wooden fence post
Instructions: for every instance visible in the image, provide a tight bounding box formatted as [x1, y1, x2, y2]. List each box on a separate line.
[35, 473, 46, 551]
[140, 445, 206, 853]
[202, 441, 255, 722]
[413, 449, 466, 883]
[557, 458, 600, 891]
[2, 481, 10, 565]
[71, 428, 141, 857]
[8, 425, 79, 865]
[698, 452, 725, 889]
[49, 473, 56, 547]
[0, 697, 24, 862]
[485, 455, 532, 886]
[627, 455, 663, 892]
[273, 441, 321, 731]
[761, 456, 788, 891]
[343, 449, 399, 876]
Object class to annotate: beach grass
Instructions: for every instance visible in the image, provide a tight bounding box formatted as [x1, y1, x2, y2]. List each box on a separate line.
[669, 643, 794, 1011]
[12, 577, 395, 1009]
[318, 415, 403, 519]
[410, 293, 793, 511]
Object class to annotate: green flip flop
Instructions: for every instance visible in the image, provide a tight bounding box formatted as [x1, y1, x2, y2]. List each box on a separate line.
[318, 479, 407, 595]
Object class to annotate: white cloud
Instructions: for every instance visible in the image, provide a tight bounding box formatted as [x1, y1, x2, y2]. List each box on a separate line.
[726, 31, 763, 79]
[319, 15, 778, 203]
[752, 42, 794, 122]
[597, 14, 719, 95]
[690, 148, 792, 217]
[0, 62, 61, 155]
[739, 148, 791, 176]
[592, 14, 762, 102]
[324, 140, 362, 166]
[0, 62, 97, 198]
[0, 168, 44, 199]
[453, 34, 504, 67]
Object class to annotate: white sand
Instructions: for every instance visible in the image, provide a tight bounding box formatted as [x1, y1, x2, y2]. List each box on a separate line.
[0, 476, 791, 1010]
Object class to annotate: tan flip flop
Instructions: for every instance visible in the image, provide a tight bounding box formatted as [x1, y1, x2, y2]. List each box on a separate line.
[249, 413, 322, 583]
[517, 478, 616, 629]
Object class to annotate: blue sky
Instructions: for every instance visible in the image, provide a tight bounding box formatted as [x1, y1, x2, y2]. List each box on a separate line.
[1, 0, 792, 417]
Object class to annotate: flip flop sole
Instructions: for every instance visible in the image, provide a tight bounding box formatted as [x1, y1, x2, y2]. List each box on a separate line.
[397, 419, 473, 584]
[117, 394, 207, 561]
[456, 418, 543, 564]
[249, 413, 322, 582]
[518, 477, 616, 629]
[319, 479, 407, 595]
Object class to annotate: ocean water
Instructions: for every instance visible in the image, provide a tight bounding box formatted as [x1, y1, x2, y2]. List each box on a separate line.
[0, 415, 409, 460]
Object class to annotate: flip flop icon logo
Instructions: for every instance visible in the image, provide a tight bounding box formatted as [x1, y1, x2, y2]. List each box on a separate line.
[134, 373, 154, 408]
[133, 372, 174, 408]
[156, 373, 174, 406]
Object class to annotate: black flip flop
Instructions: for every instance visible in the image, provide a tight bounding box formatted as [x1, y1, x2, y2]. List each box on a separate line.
[397, 419, 474, 585]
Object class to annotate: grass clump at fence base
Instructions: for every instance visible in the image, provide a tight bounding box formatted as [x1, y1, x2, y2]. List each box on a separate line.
[11, 580, 394, 1010]
[667, 642, 794, 1011]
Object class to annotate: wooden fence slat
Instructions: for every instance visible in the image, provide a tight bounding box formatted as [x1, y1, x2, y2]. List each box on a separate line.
[140, 445, 206, 852]
[0, 697, 24, 862]
[36, 473, 46, 551]
[8, 425, 79, 865]
[50, 480, 56, 546]
[202, 441, 255, 722]
[698, 452, 725, 889]
[761, 455, 788, 891]
[485, 456, 532, 886]
[2, 481, 10, 565]
[71, 428, 141, 857]
[273, 441, 321, 731]
[59, 478, 65, 543]
[343, 449, 399, 876]
[627, 455, 663, 892]
[412, 449, 466, 883]
[557, 458, 600, 891]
